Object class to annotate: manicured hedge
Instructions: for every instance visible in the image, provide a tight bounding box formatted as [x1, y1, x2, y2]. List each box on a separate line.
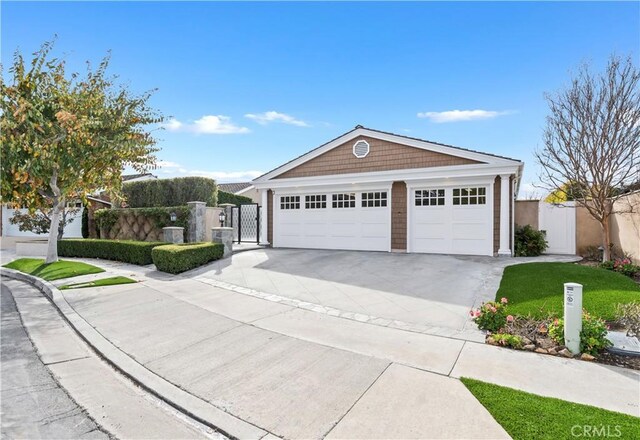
[123, 177, 218, 207]
[58, 239, 166, 265]
[218, 190, 253, 206]
[152, 242, 224, 274]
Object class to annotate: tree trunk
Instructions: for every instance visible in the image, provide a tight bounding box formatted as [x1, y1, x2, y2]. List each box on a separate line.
[57, 206, 66, 240]
[601, 215, 612, 262]
[45, 170, 61, 264]
[46, 200, 61, 264]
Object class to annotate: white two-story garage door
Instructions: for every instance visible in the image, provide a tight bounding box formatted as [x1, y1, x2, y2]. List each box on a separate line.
[409, 186, 493, 256]
[274, 190, 390, 252]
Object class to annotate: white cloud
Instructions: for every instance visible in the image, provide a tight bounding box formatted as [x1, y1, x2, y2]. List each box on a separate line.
[417, 109, 514, 123]
[245, 111, 309, 127]
[164, 115, 249, 134]
[518, 182, 544, 200]
[156, 160, 263, 183]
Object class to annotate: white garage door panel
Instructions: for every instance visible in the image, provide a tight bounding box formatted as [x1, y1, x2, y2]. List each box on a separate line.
[452, 238, 487, 255]
[413, 237, 449, 253]
[452, 222, 486, 238]
[361, 222, 387, 238]
[410, 186, 492, 256]
[275, 192, 390, 252]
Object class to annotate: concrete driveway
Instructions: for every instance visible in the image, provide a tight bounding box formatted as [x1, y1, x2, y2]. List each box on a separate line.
[193, 249, 577, 338]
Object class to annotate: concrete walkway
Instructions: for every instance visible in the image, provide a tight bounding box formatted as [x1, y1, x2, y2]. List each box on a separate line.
[54, 277, 510, 439]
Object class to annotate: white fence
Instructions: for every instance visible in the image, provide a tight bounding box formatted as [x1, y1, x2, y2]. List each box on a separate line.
[538, 201, 577, 255]
[1, 206, 84, 238]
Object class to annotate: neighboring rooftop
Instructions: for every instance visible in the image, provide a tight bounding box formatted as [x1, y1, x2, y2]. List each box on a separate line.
[218, 182, 253, 194]
[122, 173, 157, 182]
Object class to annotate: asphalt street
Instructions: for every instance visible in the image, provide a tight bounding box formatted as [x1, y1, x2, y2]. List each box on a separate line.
[0, 281, 110, 439]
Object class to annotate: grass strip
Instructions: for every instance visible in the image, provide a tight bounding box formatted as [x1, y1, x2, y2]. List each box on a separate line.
[59, 276, 137, 290]
[4, 258, 105, 281]
[461, 377, 639, 440]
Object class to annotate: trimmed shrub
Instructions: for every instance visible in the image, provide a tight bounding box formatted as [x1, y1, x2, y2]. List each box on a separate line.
[218, 190, 253, 206]
[58, 239, 165, 265]
[81, 206, 89, 238]
[123, 177, 218, 208]
[514, 224, 548, 257]
[548, 312, 612, 356]
[152, 242, 224, 274]
[470, 297, 510, 332]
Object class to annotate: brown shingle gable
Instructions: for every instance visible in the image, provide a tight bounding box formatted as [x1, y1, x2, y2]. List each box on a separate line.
[274, 136, 482, 179]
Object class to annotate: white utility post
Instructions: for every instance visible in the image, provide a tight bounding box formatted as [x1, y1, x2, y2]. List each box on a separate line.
[564, 282, 583, 354]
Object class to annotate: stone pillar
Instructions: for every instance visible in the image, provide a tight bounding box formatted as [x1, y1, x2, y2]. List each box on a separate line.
[187, 201, 206, 243]
[260, 189, 270, 245]
[498, 174, 512, 256]
[163, 226, 184, 244]
[212, 227, 233, 258]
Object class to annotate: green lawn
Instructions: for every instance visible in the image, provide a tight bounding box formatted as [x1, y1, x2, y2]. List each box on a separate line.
[59, 276, 137, 290]
[3, 258, 104, 281]
[496, 262, 640, 319]
[462, 378, 640, 440]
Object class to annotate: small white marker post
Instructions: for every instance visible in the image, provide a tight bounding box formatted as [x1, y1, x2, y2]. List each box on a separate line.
[564, 283, 583, 354]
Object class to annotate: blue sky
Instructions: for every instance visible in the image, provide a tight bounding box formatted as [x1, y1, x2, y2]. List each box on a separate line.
[3, 1, 639, 197]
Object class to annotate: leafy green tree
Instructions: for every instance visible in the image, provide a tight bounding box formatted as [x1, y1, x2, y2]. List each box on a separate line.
[544, 181, 589, 203]
[1, 41, 162, 262]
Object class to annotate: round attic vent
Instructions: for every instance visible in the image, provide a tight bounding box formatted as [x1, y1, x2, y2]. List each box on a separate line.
[353, 140, 370, 158]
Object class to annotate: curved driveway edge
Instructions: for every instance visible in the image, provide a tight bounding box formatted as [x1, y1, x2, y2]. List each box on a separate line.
[1, 269, 268, 440]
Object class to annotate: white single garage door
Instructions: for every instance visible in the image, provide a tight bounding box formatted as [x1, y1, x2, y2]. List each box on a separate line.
[274, 190, 390, 252]
[409, 186, 493, 256]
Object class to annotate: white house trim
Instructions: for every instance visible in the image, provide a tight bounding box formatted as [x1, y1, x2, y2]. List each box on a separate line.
[254, 163, 521, 191]
[260, 189, 269, 245]
[498, 174, 512, 256]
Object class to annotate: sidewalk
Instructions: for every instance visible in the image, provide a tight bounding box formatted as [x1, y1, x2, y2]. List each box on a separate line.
[3, 255, 639, 438]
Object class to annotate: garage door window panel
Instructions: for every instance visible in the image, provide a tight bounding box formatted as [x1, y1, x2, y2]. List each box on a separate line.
[280, 196, 300, 209]
[305, 194, 326, 209]
[415, 189, 445, 206]
[453, 187, 486, 206]
[332, 193, 356, 208]
[362, 192, 387, 208]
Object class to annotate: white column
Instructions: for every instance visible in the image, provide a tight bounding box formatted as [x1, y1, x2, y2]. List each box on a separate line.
[498, 174, 512, 256]
[260, 189, 270, 245]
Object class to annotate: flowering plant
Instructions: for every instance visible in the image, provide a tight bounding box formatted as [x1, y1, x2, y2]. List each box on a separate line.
[600, 258, 640, 278]
[470, 298, 509, 332]
[548, 311, 612, 356]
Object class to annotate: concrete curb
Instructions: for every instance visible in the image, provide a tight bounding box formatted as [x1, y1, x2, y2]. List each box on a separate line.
[1, 268, 269, 440]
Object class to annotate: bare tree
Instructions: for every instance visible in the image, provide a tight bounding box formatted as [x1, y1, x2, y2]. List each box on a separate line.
[536, 55, 640, 261]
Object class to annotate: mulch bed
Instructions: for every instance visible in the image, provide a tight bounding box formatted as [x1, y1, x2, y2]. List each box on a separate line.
[486, 316, 640, 371]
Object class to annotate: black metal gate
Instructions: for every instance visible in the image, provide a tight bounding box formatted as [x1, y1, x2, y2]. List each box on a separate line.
[231, 203, 260, 243]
